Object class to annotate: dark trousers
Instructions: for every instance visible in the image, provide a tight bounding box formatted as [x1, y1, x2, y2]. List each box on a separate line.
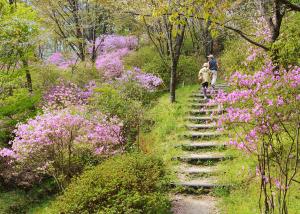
[202, 82, 208, 98]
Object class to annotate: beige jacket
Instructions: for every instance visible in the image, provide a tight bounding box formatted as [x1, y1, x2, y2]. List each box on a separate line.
[198, 67, 211, 84]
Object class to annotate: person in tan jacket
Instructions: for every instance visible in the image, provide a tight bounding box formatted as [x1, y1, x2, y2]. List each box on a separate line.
[198, 63, 212, 100]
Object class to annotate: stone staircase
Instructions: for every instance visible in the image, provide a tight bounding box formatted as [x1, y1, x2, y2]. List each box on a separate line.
[172, 84, 229, 214]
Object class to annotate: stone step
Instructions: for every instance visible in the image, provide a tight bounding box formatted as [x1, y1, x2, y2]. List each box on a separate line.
[190, 94, 213, 98]
[175, 177, 224, 190]
[184, 131, 222, 139]
[189, 109, 224, 115]
[174, 152, 227, 164]
[195, 87, 228, 92]
[186, 116, 220, 122]
[188, 98, 209, 103]
[171, 194, 218, 214]
[189, 103, 220, 108]
[181, 141, 226, 150]
[185, 123, 217, 130]
[178, 165, 218, 175]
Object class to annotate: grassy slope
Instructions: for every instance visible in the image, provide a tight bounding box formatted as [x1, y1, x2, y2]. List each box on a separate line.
[140, 85, 198, 169]
[0, 85, 198, 213]
[218, 147, 300, 214]
[3, 84, 298, 214]
[140, 83, 300, 214]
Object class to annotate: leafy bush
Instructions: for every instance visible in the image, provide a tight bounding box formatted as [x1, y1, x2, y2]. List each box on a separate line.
[0, 89, 40, 146]
[48, 153, 170, 214]
[0, 106, 123, 188]
[272, 13, 300, 67]
[177, 55, 200, 85]
[124, 46, 159, 69]
[89, 84, 143, 146]
[0, 179, 59, 214]
[219, 39, 248, 76]
[32, 63, 102, 92]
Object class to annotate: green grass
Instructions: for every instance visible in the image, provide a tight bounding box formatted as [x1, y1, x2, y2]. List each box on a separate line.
[140, 85, 198, 167]
[0, 190, 27, 213]
[0, 85, 198, 213]
[217, 146, 300, 214]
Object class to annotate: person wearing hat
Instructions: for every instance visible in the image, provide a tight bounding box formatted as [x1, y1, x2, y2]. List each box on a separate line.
[198, 62, 212, 100]
[207, 54, 218, 89]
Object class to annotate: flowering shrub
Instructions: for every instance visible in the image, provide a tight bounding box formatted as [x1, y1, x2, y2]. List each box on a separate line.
[211, 63, 300, 213]
[88, 35, 138, 55]
[47, 52, 77, 69]
[89, 84, 143, 146]
[117, 67, 163, 91]
[0, 107, 123, 188]
[43, 81, 96, 109]
[92, 35, 138, 79]
[95, 48, 130, 79]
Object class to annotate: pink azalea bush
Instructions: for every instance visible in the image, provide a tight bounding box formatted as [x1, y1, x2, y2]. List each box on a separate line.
[47, 52, 77, 69]
[0, 106, 123, 188]
[95, 48, 130, 79]
[43, 80, 96, 109]
[94, 35, 138, 79]
[117, 67, 163, 91]
[211, 63, 300, 212]
[88, 35, 138, 56]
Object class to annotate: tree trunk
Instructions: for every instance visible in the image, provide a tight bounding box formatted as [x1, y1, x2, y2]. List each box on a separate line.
[70, 0, 86, 61]
[22, 60, 33, 93]
[204, 20, 213, 57]
[170, 61, 177, 103]
[170, 24, 186, 103]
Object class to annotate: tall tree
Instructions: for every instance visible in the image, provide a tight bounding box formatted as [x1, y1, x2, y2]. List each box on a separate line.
[33, 0, 113, 62]
[122, 0, 187, 102]
[0, 1, 40, 93]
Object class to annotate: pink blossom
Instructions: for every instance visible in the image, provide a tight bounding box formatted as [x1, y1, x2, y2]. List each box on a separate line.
[8, 107, 123, 163]
[117, 67, 163, 91]
[43, 81, 95, 109]
[276, 96, 284, 106]
[0, 148, 16, 158]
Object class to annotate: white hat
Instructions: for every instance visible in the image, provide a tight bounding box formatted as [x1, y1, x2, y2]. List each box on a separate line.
[207, 54, 214, 58]
[203, 63, 209, 67]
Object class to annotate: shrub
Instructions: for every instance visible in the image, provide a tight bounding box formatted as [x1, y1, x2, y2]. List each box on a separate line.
[125, 46, 201, 86]
[272, 13, 300, 67]
[42, 80, 96, 110]
[0, 89, 40, 146]
[219, 39, 248, 76]
[49, 153, 170, 214]
[212, 64, 300, 213]
[124, 46, 158, 69]
[89, 84, 143, 146]
[177, 55, 200, 85]
[0, 106, 123, 188]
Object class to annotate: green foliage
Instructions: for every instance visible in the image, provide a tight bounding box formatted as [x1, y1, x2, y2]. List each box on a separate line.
[124, 46, 169, 86]
[272, 13, 300, 67]
[0, 89, 40, 145]
[89, 84, 143, 146]
[219, 39, 248, 75]
[140, 85, 197, 166]
[0, 179, 58, 214]
[177, 55, 199, 85]
[32, 63, 102, 91]
[125, 46, 200, 87]
[218, 147, 300, 214]
[0, 2, 40, 64]
[48, 153, 170, 214]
